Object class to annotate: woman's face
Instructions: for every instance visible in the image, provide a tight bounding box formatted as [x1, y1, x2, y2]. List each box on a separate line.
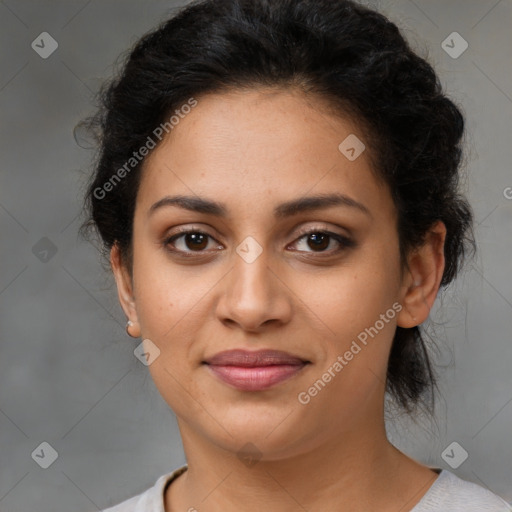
[116, 88, 417, 460]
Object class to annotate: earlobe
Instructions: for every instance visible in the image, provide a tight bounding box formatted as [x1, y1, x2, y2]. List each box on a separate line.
[125, 319, 141, 338]
[396, 280, 424, 328]
[110, 244, 141, 336]
[396, 221, 446, 329]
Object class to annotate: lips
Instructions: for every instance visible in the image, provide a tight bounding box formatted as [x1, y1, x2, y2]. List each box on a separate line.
[203, 349, 310, 391]
[203, 349, 308, 367]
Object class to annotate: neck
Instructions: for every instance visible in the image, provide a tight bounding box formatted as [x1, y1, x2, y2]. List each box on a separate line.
[165, 417, 438, 512]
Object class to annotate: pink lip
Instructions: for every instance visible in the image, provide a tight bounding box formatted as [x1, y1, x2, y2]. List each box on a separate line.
[203, 349, 309, 391]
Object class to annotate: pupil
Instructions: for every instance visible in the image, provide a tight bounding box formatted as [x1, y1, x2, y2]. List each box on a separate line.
[186, 233, 207, 250]
[308, 233, 329, 251]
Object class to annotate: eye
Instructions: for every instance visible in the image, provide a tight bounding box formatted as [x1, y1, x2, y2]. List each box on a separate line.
[290, 229, 355, 254]
[164, 229, 223, 254]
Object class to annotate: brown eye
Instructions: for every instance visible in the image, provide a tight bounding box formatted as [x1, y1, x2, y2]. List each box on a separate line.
[182, 232, 208, 250]
[291, 230, 355, 254]
[164, 230, 222, 254]
[306, 233, 330, 251]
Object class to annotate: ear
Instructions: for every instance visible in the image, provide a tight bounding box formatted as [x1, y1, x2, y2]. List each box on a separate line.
[396, 221, 446, 328]
[110, 244, 140, 332]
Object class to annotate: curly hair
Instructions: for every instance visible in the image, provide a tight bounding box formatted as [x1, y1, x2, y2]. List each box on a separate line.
[80, 0, 475, 415]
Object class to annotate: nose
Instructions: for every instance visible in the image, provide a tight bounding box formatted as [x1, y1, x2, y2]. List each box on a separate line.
[215, 248, 293, 333]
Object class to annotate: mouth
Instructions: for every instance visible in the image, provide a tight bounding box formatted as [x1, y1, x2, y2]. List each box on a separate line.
[202, 349, 310, 391]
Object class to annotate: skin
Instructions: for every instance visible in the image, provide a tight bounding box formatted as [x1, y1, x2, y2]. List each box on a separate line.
[111, 88, 447, 512]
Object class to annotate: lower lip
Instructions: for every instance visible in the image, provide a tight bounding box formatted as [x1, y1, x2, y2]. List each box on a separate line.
[205, 364, 307, 391]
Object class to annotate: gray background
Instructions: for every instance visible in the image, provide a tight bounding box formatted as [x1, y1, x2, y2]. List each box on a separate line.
[0, 0, 511, 510]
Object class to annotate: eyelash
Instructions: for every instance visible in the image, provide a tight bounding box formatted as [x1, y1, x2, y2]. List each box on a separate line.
[163, 226, 355, 257]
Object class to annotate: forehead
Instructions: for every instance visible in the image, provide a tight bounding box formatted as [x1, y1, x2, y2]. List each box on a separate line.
[136, 88, 393, 221]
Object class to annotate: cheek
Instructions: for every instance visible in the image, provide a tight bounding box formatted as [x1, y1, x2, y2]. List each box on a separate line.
[129, 247, 224, 396]
[131, 247, 205, 336]
[302, 277, 401, 417]
[311, 256, 400, 335]
[311, 278, 399, 375]
[303, 247, 402, 381]
[132, 256, 208, 411]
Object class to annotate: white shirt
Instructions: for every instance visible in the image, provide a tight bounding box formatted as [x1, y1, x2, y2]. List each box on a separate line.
[101, 465, 511, 511]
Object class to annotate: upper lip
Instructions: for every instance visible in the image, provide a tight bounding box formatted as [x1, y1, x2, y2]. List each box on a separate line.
[203, 349, 309, 367]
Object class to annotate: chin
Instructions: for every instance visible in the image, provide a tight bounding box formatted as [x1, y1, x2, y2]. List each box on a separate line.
[209, 405, 307, 447]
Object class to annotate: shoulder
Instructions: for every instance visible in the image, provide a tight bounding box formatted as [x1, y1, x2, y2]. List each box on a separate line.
[100, 465, 188, 512]
[412, 469, 511, 512]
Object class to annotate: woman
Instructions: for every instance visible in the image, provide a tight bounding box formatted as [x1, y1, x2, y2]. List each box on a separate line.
[81, 0, 511, 510]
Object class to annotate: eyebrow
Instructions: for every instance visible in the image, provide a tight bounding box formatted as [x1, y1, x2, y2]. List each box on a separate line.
[148, 193, 371, 219]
